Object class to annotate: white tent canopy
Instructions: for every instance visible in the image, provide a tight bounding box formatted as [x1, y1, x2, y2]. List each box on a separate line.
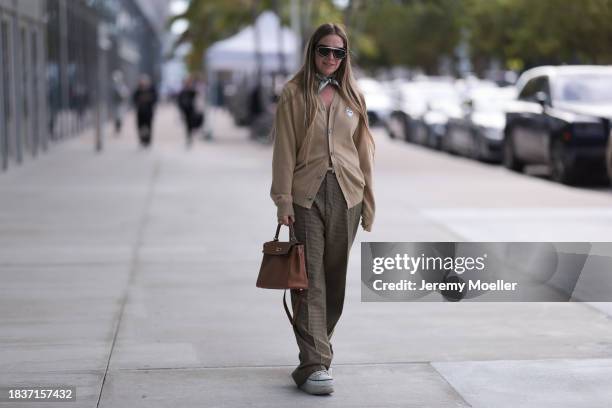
[205, 11, 300, 73]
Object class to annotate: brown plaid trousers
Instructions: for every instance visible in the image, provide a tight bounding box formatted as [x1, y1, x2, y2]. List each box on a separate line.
[289, 170, 362, 386]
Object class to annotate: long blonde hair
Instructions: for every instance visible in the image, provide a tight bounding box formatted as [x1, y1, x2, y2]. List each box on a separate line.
[288, 23, 371, 164]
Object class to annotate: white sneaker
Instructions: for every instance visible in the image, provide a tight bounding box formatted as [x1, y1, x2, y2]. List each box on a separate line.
[299, 370, 334, 395]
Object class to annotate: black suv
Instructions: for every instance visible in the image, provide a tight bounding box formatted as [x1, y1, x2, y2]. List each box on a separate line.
[504, 66, 612, 184]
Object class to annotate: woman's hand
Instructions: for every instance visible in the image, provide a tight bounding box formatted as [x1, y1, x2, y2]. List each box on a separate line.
[279, 215, 295, 226]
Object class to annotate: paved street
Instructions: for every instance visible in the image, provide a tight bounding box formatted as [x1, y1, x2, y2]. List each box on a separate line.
[1, 105, 612, 407]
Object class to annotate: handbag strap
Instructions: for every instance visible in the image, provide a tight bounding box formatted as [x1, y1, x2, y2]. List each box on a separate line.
[274, 223, 297, 242]
[283, 289, 308, 340]
[283, 289, 300, 325]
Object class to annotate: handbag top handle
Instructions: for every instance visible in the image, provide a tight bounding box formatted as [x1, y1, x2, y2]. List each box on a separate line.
[274, 223, 298, 242]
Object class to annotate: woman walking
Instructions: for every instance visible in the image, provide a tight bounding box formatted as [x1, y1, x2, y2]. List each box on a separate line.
[270, 23, 375, 395]
[132, 74, 158, 148]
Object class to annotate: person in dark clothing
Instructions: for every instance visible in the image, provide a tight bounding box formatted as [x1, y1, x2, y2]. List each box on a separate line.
[177, 77, 200, 144]
[132, 74, 158, 147]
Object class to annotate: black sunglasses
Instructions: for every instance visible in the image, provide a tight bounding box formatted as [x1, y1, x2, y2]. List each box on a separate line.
[316, 45, 347, 60]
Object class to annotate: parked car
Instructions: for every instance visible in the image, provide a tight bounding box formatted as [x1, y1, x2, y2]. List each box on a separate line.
[388, 78, 457, 145]
[421, 89, 463, 150]
[388, 80, 428, 141]
[446, 85, 516, 161]
[504, 65, 612, 184]
[357, 77, 393, 130]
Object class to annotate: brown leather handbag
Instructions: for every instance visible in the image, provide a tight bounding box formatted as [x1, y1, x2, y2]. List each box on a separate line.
[257, 223, 308, 329]
[257, 223, 308, 290]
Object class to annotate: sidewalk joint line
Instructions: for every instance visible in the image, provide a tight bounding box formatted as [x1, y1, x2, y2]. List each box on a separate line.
[95, 159, 160, 408]
[429, 363, 473, 407]
[106, 355, 612, 374]
[113, 361, 433, 373]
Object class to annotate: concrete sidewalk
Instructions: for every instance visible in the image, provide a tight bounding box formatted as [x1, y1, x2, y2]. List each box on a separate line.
[1, 105, 612, 407]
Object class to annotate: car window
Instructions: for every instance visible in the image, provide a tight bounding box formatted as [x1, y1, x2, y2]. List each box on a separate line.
[518, 78, 538, 100]
[553, 74, 612, 104]
[533, 77, 551, 102]
[518, 76, 550, 103]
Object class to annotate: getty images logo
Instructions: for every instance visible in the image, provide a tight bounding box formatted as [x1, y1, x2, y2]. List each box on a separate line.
[371, 253, 488, 275]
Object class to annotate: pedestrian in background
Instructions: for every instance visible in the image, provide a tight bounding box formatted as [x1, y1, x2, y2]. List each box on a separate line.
[270, 22, 375, 395]
[132, 74, 158, 147]
[177, 76, 203, 145]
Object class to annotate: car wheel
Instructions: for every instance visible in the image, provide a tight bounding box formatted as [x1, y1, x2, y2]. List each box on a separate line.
[550, 138, 576, 185]
[388, 112, 404, 140]
[441, 127, 454, 153]
[405, 121, 415, 143]
[475, 136, 492, 162]
[427, 129, 437, 149]
[470, 134, 482, 161]
[606, 142, 612, 186]
[502, 130, 524, 172]
[439, 134, 450, 152]
[433, 134, 443, 150]
[415, 123, 428, 145]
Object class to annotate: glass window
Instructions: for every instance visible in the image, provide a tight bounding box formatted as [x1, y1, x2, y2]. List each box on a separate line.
[518, 76, 550, 103]
[518, 78, 538, 100]
[32, 29, 39, 155]
[553, 74, 612, 104]
[533, 77, 550, 101]
[21, 27, 28, 119]
[2, 21, 11, 119]
[0, 21, 7, 169]
[1, 19, 12, 168]
[20, 25, 29, 155]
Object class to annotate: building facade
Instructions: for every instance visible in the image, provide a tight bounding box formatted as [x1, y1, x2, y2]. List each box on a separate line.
[0, 0, 166, 172]
[0, 0, 46, 170]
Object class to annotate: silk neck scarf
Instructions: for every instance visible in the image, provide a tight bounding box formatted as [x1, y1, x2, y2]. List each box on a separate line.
[316, 73, 340, 93]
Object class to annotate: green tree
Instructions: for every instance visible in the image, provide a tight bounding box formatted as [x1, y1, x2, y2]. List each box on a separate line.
[171, 0, 612, 77]
[464, 0, 612, 73]
[356, 0, 463, 74]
